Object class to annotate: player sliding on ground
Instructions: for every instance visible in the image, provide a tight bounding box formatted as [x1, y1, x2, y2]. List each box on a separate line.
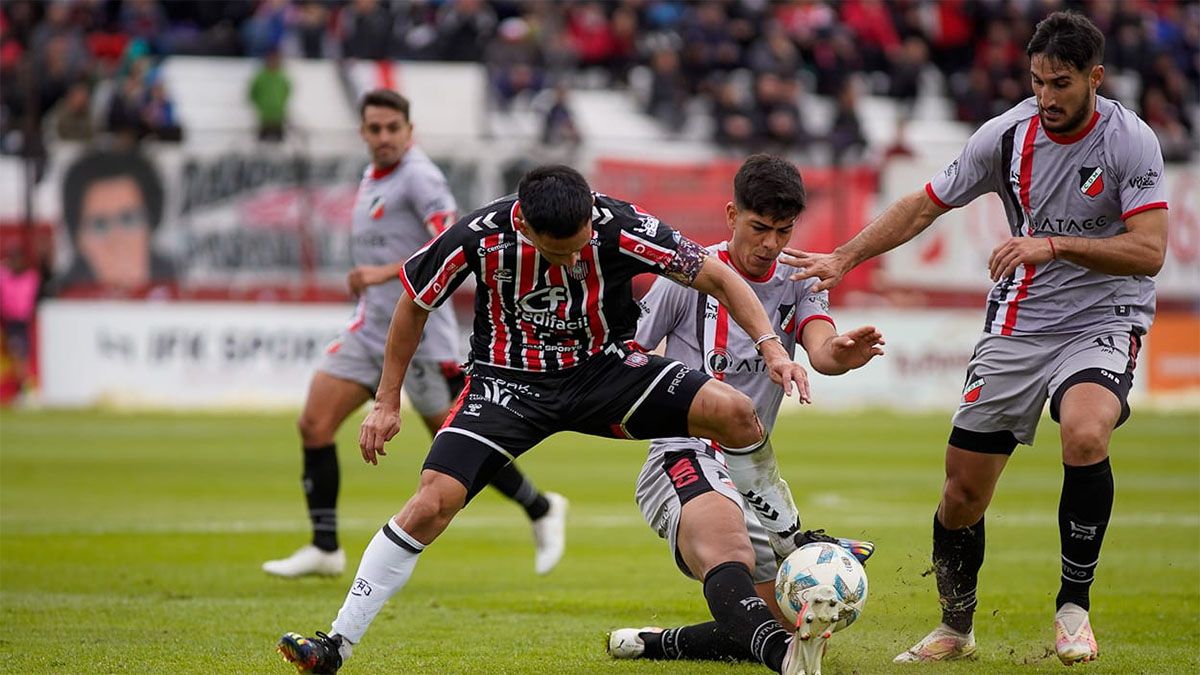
[263, 90, 566, 580]
[277, 164, 821, 673]
[782, 12, 1169, 666]
[606, 154, 881, 675]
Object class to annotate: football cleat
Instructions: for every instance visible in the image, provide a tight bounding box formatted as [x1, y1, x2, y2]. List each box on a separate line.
[782, 585, 841, 675]
[532, 492, 569, 575]
[1055, 603, 1098, 665]
[893, 623, 976, 663]
[263, 545, 345, 578]
[606, 626, 662, 659]
[277, 631, 344, 674]
[795, 529, 876, 566]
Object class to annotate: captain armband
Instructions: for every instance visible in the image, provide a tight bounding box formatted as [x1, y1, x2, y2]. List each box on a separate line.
[663, 237, 708, 286]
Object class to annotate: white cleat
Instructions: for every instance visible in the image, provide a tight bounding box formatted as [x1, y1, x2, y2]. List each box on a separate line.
[1055, 603, 1098, 666]
[262, 544, 345, 578]
[893, 623, 976, 663]
[532, 492, 568, 575]
[606, 627, 661, 659]
[782, 585, 841, 675]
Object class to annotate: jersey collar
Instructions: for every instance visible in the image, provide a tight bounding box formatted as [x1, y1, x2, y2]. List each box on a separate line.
[1044, 110, 1101, 145]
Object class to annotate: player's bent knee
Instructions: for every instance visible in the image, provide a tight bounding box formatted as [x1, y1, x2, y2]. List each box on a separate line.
[941, 476, 990, 522]
[296, 413, 336, 447]
[1061, 421, 1111, 465]
[411, 471, 468, 524]
[693, 385, 759, 448]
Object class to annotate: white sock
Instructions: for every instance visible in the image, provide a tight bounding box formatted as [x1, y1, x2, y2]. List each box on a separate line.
[330, 519, 425, 645]
[723, 437, 801, 543]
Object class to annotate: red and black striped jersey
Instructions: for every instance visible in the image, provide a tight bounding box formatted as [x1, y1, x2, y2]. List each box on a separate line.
[401, 192, 703, 372]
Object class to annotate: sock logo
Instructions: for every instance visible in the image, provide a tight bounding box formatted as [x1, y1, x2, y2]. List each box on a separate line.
[740, 597, 768, 611]
[350, 578, 373, 597]
[1068, 521, 1097, 541]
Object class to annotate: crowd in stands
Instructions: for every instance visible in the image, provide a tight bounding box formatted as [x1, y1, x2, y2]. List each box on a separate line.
[1, 0, 1196, 159]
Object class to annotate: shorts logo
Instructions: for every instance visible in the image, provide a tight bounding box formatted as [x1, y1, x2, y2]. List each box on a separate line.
[624, 352, 649, 368]
[963, 377, 985, 404]
[479, 381, 515, 407]
[325, 339, 342, 354]
[368, 196, 385, 220]
[667, 457, 699, 489]
[1078, 166, 1104, 198]
[667, 366, 690, 394]
[567, 260, 590, 281]
[463, 403, 483, 417]
[706, 349, 730, 374]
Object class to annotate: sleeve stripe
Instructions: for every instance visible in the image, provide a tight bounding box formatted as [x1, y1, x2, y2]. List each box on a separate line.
[619, 231, 675, 267]
[796, 315, 836, 339]
[399, 267, 436, 310]
[925, 182, 954, 209]
[424, 209, 457, 235]
[413, 246, 467, 309]
[1121, 201, 1168, 221]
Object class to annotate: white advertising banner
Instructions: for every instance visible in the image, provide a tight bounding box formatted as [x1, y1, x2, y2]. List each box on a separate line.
[38, 300, 351, 407]
[878, 161, 1198, 301]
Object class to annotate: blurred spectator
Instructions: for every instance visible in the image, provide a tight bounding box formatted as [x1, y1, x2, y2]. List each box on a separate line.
[486, 16, 543, 109]
[249, 51, 291, 142]
[287, 0, 333, 59]
[828, 78, 867, 165]
[436, 0, 497, 62]
[337, 0, 394, 60]
[712, 78, 755, 149]
[541, 84, 581, 148]
[1142, 85, 1194, 163]
[0, 247, 40, 371]
[45, 78, 94, 142]
[746, 20, 802, 76]
[141, 77, 182, 142]
[106, 68, 147, 144]
[644, 46, 688, 133]
[752, 72, 805, 151]
[242, 0, 288, 58]
[118, 0, 166, 53]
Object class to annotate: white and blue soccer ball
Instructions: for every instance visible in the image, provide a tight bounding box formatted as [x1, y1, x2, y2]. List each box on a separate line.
[775, 542, 868, 632]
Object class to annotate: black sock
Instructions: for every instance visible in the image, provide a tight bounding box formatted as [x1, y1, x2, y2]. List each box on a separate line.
[1057, 458, 1113, 611]
[488, 462, 549, 520]
[932, 513, 985, 633]
[701, 561, 790, 671]
[303, 444, 339, 552]
[643, 622, 748, 662]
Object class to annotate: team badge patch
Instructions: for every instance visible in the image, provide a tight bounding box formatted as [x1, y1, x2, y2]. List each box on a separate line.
[1078, 166, 1104, 198]
[624, 352, 649, 368]
[962, 377, 985, 404]
[369, 195, 386, 220]
[567, 260, 590, 281]
[779, 303, 796, 333]
[706, 349, 730, 374]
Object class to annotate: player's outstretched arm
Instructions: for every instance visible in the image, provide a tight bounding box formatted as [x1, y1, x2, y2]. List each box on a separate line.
[347, 262, 404, 296]
[801, 322, 886, 376]
[782, 188, 949, 291]
[360, 292, 429, 465]
[989, 207, 1167, 281]
[690, 256, 811, 402]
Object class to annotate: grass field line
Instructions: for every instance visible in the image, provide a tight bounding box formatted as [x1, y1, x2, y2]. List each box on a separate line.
[3, 510, 1197, 536]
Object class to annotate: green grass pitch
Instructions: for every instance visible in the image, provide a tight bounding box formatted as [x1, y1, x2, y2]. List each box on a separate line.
[1, 408, 1197, 674]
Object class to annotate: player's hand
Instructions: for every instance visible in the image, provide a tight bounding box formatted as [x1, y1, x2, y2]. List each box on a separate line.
[347, 265, 393, 296]
[779, 249, 850, 292]
[359, 404, 401, 465]
[988, 237, 1055, 282]
[761, 341, 812, 403]
[828, 325, 885, 370]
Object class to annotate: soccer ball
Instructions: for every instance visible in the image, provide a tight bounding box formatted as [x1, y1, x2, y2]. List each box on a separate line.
[775, 542, 868, 632]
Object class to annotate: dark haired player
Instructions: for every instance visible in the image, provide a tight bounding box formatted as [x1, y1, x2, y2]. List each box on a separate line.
[263, 89, 566, 580]
[277, 164, 816, 673]
[783, 12, 1169, 665]
[607, 154, 881, 675]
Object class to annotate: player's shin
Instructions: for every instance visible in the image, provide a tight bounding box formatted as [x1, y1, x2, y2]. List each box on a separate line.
[722, 436, 802, 557]
[702, 561, 790, 671]
[932, 513, 985, 633]
[1056, 458, 1113, 611]
[330, 519, 426, 646]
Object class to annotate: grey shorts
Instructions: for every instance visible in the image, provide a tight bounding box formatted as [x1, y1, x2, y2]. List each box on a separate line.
[635, 440, 778, 585]
[318, 330, 462, 416]
[951, 328, 1141, 449]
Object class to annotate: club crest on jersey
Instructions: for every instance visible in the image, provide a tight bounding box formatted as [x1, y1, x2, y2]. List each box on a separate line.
[624, 352, 649, 368]
[706, 348, 730, 374]
[779, 304, 796, 333]
[1078, 166, 1104, 198]
[368, 195, 386, 220]
[962, 377, 985, 404]
[567, 260, 590, 281]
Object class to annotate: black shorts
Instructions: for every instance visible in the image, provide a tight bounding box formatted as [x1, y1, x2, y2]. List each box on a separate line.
[423, 345, 710, 500]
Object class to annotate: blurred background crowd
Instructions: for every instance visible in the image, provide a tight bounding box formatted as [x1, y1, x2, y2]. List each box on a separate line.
[2, 0, 1197, 161]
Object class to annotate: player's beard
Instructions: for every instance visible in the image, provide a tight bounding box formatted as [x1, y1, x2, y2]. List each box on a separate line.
[1040, 95, 1091, 135]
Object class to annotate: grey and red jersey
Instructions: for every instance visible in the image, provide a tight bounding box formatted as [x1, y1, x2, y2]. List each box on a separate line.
[401, 192, 704, 372]
[634, 242, 833, 438]
[926, 95, 1168, 336]
[348, 145, 460, 361]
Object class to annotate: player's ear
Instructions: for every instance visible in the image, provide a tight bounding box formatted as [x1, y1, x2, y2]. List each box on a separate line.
[512, 204, 526, 232]
[1090, 64, 1104, 91]
[725, 202, 738, 229]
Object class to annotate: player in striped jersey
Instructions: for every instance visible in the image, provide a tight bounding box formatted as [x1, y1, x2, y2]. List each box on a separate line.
[607, 155, 883, 675]
[784, 12, 1169, 666]
[263, 90, 565, 581]
[278, 164, 815, 673]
